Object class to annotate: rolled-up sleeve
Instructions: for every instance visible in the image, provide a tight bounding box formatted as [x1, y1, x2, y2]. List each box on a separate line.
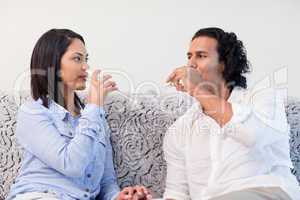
[16, 102, 107, 178]
[98, 121, 120, 200]
[223, 87, 289, 148]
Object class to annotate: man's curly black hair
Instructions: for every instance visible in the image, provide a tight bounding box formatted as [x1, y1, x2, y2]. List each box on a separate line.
[192, 27, 251, 89]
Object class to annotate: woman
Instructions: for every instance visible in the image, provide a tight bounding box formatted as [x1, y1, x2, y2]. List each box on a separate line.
[7, 29, 151, 200]
[164, 27, 300, 199]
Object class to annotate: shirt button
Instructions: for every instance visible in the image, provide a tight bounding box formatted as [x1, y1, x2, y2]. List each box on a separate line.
[85, 188, 90, 192]
[87, 174, 91, 178]
[84, 194, 88, 198]
[100, 114, 103, 118]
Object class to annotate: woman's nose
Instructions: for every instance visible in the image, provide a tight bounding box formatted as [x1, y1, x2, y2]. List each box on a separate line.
[82, 63, 89, 70]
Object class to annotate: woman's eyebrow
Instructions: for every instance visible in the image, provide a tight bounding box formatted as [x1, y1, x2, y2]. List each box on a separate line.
[74, 52, 89, 57]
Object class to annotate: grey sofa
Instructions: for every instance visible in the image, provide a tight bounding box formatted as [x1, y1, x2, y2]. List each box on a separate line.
[0, 90, 299, 199]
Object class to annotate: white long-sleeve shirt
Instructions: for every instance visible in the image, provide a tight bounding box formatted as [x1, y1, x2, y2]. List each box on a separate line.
[163, 86, 300, 200]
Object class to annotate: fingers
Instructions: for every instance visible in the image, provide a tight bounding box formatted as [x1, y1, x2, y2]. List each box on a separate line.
[140, 186, 152, 200]
[133, 186, 152, 200]
[91, 69, 101, 84]
[120, 187, 134, 200]
[91, 69, 117, 90]
[105, 84, 118, 93]
[133, 186, 144, 199]
[175, 82, 185, 92]
[166, 66, 186, 84]
[103, 79, 118, 94]
[101, 74, 112, 83]
[103, 80, 116, 88]
[118, 186, 152, 200]
[166, 70, 176, 83]
[91, 69, 112, 81]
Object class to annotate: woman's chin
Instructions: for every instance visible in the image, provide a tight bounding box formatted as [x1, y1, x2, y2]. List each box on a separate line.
[76, 83, 86, 91]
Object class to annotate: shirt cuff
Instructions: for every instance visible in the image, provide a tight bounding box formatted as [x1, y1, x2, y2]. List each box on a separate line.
[111, 191, 120, 200]
[78, 104, 107, 144]
[222, 102, 255, 147]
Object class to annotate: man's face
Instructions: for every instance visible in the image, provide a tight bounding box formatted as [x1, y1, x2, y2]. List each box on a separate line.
[187, 36, 224, 85]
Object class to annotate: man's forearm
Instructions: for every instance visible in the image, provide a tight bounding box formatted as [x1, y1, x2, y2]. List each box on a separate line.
[194, 93, 233, 127]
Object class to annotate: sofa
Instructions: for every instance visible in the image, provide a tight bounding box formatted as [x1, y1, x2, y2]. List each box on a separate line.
[0, 90, 299, 199]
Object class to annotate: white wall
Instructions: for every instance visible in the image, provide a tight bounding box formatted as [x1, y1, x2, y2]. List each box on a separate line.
[1, 0, 299, 97]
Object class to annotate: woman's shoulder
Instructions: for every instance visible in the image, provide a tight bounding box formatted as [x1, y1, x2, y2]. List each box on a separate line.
[18, 98, 50, 116]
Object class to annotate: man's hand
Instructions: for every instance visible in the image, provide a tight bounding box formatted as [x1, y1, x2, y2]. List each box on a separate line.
[166, 66, 233, 127]
[166, 66, 209, 96]
[116, 186, 152, 200]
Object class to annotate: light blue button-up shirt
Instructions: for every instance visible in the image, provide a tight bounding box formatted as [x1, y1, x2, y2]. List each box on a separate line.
[7, 98, 120, 200]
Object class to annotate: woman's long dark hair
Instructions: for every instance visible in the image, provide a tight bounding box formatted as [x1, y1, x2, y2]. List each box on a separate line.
[30, 29, 85, 110]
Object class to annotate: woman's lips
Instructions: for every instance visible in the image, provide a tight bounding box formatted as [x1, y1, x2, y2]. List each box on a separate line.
[78, 75, 87, 81]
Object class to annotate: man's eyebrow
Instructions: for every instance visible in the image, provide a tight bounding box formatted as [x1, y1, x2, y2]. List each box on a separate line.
[195, 50, 208, 54]
[187, 50, 208, 56]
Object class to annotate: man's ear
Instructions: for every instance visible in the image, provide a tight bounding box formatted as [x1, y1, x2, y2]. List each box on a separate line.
[219, 62, 225, 73]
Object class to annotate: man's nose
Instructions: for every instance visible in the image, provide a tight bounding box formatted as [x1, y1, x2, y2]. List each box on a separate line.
[187, 58, 197, 69]
[189, 64, 197, 69]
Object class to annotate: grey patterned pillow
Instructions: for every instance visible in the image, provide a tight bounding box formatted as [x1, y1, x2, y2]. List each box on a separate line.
[104, 92, 194, 197]
[286, 98, 300, 184]
[0, 92, 23, 199]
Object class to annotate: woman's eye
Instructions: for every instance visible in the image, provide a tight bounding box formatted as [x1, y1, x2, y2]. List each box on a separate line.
[74, 57, 81, 62]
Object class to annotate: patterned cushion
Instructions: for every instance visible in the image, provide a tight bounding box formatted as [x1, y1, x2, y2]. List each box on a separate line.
[286, 98, 300, 184]
[0, 91, 299, 199]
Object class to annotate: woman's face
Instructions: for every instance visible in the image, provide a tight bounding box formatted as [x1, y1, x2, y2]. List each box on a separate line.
[60, 38, 89, 90]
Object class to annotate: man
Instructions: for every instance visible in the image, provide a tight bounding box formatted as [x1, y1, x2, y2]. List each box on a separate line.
[163, 27, 299, 200]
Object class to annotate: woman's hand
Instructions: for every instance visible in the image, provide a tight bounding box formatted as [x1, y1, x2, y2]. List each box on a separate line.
[87, 69, 118, 106]
[132, 185, 152, 200]
[116, 186, 152, 200]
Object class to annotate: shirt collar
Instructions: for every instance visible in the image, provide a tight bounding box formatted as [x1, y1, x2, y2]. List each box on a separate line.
[227, 86, 246, 103]
[189, 86, 246, 113]
[36, 98, 69, 121]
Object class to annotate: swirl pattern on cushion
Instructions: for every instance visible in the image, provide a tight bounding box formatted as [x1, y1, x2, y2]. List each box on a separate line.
[286, 98, 300, 184]
[104, 92, 194, 197]
[0, 92, 23, 199]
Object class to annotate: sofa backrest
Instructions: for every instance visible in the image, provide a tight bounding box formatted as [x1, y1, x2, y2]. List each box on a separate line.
[0, 91, 299, 199]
